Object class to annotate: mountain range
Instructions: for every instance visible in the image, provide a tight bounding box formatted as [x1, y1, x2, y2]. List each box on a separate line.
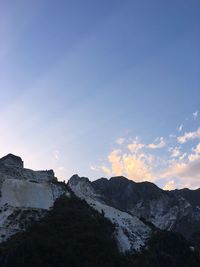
[0, 154, 199, 266]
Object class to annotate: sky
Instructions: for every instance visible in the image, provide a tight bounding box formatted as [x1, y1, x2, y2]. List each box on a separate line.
[0, 0, 199, 189]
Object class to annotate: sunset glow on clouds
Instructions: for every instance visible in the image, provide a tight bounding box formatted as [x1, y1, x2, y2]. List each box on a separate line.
[93, 114, 200, 190]
[101, 149, 154, 182]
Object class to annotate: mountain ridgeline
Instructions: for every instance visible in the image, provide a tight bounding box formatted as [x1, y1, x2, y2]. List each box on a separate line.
[0, 154, 199, 267]
[92, 176, 200, 245]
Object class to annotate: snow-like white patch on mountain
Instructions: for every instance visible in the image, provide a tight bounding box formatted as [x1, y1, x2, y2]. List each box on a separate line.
[130, 196, 193, 231]
[68, 175, 151, 252]
[0, 154, 69, 242]
[0, 179, 54, 209]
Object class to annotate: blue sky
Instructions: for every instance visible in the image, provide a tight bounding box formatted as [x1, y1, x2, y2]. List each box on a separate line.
[0, 0, 199, 189]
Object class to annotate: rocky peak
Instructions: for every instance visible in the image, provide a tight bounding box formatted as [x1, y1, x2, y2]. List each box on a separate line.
[70, 174, 89, 182]
[0, 154, 56, 183]
[0, 154, 24, 168]
[68, 175, 98, 200]
[68, 175, 152, 252]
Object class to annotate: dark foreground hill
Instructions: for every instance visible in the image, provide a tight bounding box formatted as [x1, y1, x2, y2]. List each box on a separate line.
[0, 195, 199, 267]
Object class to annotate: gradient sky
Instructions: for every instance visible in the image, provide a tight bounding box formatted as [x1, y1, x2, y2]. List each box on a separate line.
[0, 0, 199, 189]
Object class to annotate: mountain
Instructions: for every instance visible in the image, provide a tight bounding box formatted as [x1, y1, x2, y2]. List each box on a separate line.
[90, 176, 200, 246]
[0, 154, 69, 243]
[68, 175, 151, 252]
[0, 195, 199, 267]
[0, 154, 199, 266]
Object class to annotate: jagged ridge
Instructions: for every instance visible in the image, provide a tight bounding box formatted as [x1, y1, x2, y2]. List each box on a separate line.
[68, 175, 200, 248]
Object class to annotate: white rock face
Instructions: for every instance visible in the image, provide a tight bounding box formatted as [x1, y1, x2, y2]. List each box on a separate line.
[0, 179, 54, 209]
[89, 200, 151, 252]
[68, 175, 151, 252]
[130, 196, 192, 231]
[0, 154, 69, 242]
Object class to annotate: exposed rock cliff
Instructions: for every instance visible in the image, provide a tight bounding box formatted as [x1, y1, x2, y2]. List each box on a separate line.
[0, 154, 69, 243]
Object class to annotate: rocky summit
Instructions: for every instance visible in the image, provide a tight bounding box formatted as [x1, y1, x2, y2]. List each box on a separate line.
[0, 154, 24, 169]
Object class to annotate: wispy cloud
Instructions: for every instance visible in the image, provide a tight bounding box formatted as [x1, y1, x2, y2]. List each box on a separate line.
[194, 143, 200, 153]
[90, 165, 98, 171]
[127, 138, 144, 153]
[177, 128, 200, 144]
[193, 111, 198, 120]
[116, 138, 125, 145]
[148, 137, 165, 149]
[178, 124, 183, 132]
[188, 143, 200, 162]
[169, 146, 181, 158]
[54, 150, 60, 160]
[179, 152, 187, 161]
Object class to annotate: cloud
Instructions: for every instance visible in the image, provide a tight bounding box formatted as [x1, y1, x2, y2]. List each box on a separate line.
[101, 149, 154, 182]
[122, 154, 154, 181]
[116, 138, 125, 145]
[179, 152, 187, 161]
[54, 150, 60, 160]
[148, 137, 165, 149]
[101, 165, 112, 176]
[100, 138, 200, 189]
[161, 143, 200, 188]
[127, 140, 144, 153]
[163, 180, 175, 191]
[188, 143, 200, 162]
[170, 147, 181, 158]
[161, 156, 200, 189]
[97, 122, 200, 189]
[107, 150, 124, 176]
[188, 153, 200, 162]
[193, 111, 198, 120]
[194, 143, 200, 153]
[178, 124, 183, 132]
[90, 165, 98, 171]
[177, 128, 200, 144]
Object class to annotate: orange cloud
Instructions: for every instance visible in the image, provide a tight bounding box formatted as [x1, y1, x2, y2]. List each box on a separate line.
[163, 180, 175, 191]
[161, 157, 200, 189]
[101, 149, 154, 182]
[97, 129, 200, 190]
